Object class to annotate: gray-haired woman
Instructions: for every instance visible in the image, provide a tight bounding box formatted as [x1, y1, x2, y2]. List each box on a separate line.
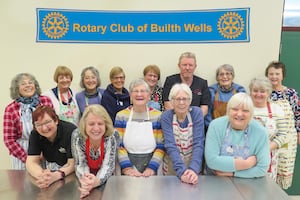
[3, 73, 53, 169]
[76, 66, 105, 116]
[205, 64, 245, 130]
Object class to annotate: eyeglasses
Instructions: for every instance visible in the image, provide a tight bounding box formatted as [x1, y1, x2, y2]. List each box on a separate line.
[19, 81, 34, 86]
[218, 72, 232, 77]
[132, 89, 148, 94]
[172, 97, 190, 103]
[35, 119, 53, 129]
[113, 76, 125, 80]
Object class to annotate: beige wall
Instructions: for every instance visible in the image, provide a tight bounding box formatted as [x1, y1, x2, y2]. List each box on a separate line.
[0, 0, 284, 169]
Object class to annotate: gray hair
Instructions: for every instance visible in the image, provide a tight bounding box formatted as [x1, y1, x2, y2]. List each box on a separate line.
[168, 83, 192, 104]
[79, 66, 101, 89]
[129, 79, 150, 93]
[249, 77, 273, 95]
[10, 73, 41, 99]
[178, 52, 197, 65]
[226, 93, 254, 117]
[216, 64, 235, 80]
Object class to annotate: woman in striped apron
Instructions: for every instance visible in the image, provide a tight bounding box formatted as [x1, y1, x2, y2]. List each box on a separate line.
[162, 83, 205, 185]
[265, 61, 299, 189]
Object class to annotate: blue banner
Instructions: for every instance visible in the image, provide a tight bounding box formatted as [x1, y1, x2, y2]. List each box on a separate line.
[36, 8, 250, 43]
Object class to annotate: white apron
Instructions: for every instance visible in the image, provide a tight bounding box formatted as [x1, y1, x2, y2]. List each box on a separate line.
[123, 108, 156, 172]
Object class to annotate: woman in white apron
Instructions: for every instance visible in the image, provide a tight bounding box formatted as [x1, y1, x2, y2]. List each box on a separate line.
[265, 61, 299, 189]
[115, 79, 164, 177]
[205, 93, 270, 178]
[250, 77, 288, 181]
[161, 83, 205, 185]
[43, 66, 80, 126]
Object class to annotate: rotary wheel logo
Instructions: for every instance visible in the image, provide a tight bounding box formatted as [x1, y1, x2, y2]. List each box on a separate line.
[42, 12, 69, 39]
[218, 12, 244, 39]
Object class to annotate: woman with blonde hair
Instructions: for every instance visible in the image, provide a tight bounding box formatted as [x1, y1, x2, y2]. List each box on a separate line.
[71, 104, 118, 198]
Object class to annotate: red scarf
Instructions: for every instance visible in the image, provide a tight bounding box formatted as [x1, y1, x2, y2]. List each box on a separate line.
[85, 137, 105, 175]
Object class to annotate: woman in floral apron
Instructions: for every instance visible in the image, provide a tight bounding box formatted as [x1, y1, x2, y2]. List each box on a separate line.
[250, 77, 288, 181]
[43, 66, 80, 126]
[265, 61, 299, 189]
[205, 93, 270, 178]
[205, 64, 245, 131]
[161, 83, 205, 185]
[115, 79, 164, 177]
[3, 73, 53, 170]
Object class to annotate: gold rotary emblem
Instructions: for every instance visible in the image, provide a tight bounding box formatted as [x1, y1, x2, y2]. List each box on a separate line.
[218, 12, 244, 39]
[42, 12, 69, 39]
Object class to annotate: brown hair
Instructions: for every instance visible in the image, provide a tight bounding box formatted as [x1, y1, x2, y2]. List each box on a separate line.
[53, 66, 73, 83]
[143, 64, 161, 80]
[265, 61, 286, 79]
[32, 105, 59, 128]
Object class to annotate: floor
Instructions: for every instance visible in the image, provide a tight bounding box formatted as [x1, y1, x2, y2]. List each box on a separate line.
[290, 196, 300, 200]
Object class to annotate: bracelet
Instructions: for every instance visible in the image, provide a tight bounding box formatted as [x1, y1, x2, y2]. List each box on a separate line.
[57, 169, 66, 179]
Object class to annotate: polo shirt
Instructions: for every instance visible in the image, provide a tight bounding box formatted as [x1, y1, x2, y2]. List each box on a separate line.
[28, 120, 77, 166]
[162, 74, 211, 106]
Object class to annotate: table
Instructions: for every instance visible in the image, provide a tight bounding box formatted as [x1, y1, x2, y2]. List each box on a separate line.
[102, 176, 291, 200]
[0, 170, 290, 200]
[102, 175, 243, 200]
[0, 170, 104, 200]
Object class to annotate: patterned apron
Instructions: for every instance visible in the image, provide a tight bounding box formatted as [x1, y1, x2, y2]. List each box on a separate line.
[58, 89, 80, 125]
[221, 124, 250, 159]
[163, 113, 193, 175]
[205, 124, 250, 175]
[254, 102, 279, 181]
[13, 104, 33, 170]
[271, 93, 297, 189]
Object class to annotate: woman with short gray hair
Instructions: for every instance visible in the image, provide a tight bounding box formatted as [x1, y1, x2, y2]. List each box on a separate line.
[205, 64, 245, 130]
[115, 79, 164, 177]
[162, 83, 205, 185]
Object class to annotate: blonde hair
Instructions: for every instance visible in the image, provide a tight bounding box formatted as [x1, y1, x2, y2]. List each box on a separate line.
[79, 104, 114, 139]
[109, 66, 125, 80]
[53, 66, 73, 83]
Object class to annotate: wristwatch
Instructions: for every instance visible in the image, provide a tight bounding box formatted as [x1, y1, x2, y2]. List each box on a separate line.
[57, 169, 66, 179]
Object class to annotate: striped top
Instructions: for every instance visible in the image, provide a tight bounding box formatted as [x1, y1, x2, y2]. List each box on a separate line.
[114, 107, 164, 172]
[253, 102, 288, 147]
